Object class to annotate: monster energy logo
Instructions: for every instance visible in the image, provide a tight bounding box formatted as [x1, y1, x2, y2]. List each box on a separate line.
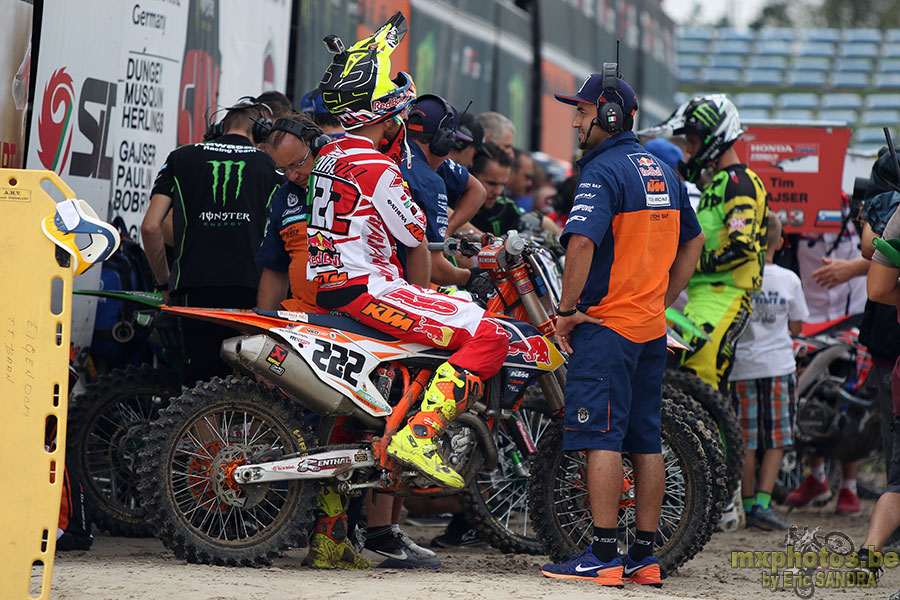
[208, 160, 246, 206]
[693, 103, 720, 128]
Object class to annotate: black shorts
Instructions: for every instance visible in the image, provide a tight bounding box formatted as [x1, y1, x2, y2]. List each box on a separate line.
[887, 415, 900, 495]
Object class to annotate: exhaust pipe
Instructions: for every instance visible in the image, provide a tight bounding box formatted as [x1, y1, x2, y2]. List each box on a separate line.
[221, 335, 383, 431]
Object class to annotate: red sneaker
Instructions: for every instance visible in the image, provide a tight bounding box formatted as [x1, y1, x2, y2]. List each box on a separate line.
[785, 475, 831, 508]
[835, 488, 861, 515]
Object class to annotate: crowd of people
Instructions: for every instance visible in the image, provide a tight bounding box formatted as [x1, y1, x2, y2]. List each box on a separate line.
[124, 10, 900, 596]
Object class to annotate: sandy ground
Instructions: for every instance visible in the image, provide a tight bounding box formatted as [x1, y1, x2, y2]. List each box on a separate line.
[46, 497, 900, 600]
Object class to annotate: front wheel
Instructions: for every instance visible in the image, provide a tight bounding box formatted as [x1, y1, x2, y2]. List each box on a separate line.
[527, 400, 712, 576]
[137, 376, 317, 566]
[460, 386, 553, 554]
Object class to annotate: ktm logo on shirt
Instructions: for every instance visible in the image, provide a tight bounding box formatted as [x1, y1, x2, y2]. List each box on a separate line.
[360, 302, 414, 331]
[646, 179, 666, 193]
[405, 221, 425, 241]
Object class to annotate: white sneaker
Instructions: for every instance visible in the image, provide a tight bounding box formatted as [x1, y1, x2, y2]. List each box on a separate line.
[718, 486, 745, 532]
[392, 525, 437, 558]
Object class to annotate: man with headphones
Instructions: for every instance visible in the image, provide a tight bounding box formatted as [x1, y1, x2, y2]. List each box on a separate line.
[142, 99, 282, 383]
[402, 94, 487, 289]
[255, 113, 331, 312]
[542, 66, 704, 588]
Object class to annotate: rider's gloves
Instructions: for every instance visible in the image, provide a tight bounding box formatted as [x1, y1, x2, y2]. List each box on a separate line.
[873, 237, 900, 268]
[465, 268, 495, 304]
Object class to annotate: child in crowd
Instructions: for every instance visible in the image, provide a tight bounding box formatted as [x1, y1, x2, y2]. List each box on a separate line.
[730, 214, 809, 530]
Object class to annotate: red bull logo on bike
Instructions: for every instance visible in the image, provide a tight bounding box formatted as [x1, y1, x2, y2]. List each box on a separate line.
[413, 317, 453, 347]
[506, 335, 558, 367]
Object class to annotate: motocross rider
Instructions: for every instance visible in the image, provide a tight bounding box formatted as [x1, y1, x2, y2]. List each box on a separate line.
[668, 95, 769, 393]
[304, 12, 509, 567]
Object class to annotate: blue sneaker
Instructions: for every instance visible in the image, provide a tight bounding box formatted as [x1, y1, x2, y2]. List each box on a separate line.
[623, 554, 663, 587]
[540, 546, 624, 587]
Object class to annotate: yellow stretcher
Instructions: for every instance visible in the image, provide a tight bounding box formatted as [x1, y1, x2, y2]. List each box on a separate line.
[0, 170, 74, 599]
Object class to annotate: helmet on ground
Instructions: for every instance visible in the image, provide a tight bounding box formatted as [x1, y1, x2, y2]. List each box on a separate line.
[319, 11, 416, 130]
[667, 94, 743, 183]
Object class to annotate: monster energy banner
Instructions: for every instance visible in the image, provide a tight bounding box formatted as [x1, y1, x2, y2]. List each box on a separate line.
[26, 0, 292, 356]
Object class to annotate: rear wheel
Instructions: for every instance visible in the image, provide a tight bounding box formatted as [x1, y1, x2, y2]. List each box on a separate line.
[67, 364, 181, 537]
[527, 400, 712, 576]
[137, 376, 317, 566]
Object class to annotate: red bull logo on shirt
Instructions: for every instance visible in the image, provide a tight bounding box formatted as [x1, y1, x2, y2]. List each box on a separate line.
[309, 232, 343, 268]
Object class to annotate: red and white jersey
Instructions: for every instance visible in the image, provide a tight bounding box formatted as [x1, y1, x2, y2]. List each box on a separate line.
[305, 133, 426, 289]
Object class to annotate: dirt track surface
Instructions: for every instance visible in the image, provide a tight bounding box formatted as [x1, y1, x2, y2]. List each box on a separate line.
[49, 498, 900, 600]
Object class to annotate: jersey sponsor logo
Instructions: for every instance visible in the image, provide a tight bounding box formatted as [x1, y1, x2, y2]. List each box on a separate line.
[728, 216, 746, 230]
[360, 301, 414, 331]
[282, 214, 305, 227]
[579, 182, 603, 189]
[208, 159, 246, 206]
[574, 192, 595, 200]
[413, 317, 454, 347]
[567, 215, 587, 222]
[571, 203, 594, 213]
[313, 270, 348, 286]
[308, 232, 344, 268]
[627, 153, 670, 208]
[287, 192, 300, 207]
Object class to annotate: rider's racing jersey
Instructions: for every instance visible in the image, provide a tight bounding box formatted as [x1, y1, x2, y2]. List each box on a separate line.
[690, 164, 768, 291]
[305, 133, 426, 294]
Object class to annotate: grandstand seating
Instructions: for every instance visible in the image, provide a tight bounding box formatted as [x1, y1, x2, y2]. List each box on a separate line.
[676, 26, 900, 149]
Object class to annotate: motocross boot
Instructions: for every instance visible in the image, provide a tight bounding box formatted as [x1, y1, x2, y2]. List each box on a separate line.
[386, 362, 483, 489]
[307, 486, 371, 570]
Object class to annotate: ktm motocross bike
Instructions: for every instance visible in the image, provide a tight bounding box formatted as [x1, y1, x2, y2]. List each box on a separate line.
[134, 268, 568, 566]
[437, 233, 723, 575]
[776, 315, 884, 503]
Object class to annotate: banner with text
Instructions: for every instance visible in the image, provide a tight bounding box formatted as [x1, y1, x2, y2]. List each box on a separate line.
[734, 124, 853, 234]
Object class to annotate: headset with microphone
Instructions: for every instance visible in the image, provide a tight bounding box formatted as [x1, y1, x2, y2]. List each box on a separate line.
[409, 94, 457, 157]
[597, 62, 624, 135]
[264, 117, 332, 157]
[204, 96, 274, 143]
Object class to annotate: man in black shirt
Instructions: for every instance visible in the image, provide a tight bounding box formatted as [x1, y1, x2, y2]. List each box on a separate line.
[469, 141, 521, 236]
[141, 100, 281, 382]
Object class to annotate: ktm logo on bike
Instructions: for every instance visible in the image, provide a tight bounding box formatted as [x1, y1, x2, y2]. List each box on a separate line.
[267, 345, 288, 366]
[360, 301, 414, 331]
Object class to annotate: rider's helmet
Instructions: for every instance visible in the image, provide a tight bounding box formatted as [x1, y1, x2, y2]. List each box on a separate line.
[318, 11, 416, 130]
[666, 94, 743, 183]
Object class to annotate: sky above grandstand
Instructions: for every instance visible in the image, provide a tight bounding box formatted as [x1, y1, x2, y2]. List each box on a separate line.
[662, 0, 765, 29]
